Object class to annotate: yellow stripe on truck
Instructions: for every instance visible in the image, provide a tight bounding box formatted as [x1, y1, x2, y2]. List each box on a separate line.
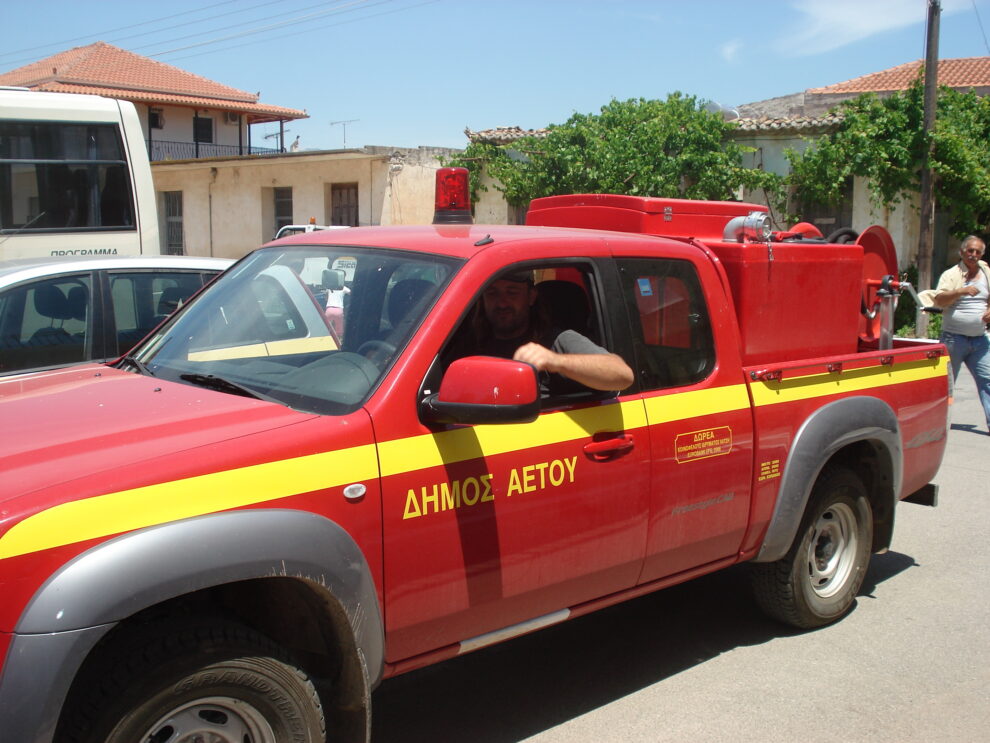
[642, 383, 751, 423]
[0, 444, 379, 561]
[378, 399, 649, 477]
[747, 357, 947, 408]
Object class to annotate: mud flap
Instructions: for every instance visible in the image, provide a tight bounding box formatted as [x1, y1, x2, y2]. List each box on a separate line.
[902, 483, 938, 507]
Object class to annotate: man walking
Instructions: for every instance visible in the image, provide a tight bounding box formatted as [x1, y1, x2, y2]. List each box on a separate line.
[932, 235, 990, 433]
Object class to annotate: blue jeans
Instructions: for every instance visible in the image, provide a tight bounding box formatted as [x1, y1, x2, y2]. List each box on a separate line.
[940, 331, 990, 428]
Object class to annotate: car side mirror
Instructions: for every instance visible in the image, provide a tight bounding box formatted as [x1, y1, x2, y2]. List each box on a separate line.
[420, 356, 540, 425]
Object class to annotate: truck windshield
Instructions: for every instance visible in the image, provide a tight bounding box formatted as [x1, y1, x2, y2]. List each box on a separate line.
[133, 245, 459, 414]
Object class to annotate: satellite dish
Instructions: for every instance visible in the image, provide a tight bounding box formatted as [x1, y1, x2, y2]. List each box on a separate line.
[703, 101, 740, 121]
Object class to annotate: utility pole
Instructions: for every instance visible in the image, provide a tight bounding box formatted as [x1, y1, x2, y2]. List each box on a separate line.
[329, 119, 359, 148]
[917, 1, 941, 293]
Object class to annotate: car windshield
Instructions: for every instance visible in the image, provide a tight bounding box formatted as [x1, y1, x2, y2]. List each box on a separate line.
[133, 244, 460, 415]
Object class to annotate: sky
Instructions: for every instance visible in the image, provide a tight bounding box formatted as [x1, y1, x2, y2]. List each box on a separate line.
[2, 0, 989, 151]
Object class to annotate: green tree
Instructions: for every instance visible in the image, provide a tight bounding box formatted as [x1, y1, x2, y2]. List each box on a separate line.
[446, 94, 783, 207]
[786, 81, 990, 237]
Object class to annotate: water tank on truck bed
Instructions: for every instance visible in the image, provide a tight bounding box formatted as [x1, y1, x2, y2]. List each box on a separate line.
[526, 193, 901, 365]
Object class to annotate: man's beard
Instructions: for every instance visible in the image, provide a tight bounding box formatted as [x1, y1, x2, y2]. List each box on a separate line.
[490, 309, 528, 339]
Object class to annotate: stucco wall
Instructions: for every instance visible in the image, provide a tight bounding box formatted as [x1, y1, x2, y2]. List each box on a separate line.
[369, 147, 455, 226]
[134, 103, 249, 149]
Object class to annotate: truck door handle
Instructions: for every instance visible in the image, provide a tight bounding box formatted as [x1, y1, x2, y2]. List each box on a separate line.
[583, 433, 635, 460]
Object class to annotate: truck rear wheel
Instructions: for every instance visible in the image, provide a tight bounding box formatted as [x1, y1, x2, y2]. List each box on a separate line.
[751, 467, 873, 629]
[59, 620, 326, 743]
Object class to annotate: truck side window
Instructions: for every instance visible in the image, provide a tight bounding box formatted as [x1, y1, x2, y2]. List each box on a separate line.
[616, 258, 714, 390]
[436, 263, 610, 400]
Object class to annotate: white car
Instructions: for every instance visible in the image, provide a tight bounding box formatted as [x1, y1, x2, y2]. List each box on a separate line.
[273, 223, 349, 240]
[0, 255, 232, 376]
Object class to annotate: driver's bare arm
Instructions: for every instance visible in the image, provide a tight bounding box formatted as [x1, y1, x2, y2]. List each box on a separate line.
[513, 342, 634, 392]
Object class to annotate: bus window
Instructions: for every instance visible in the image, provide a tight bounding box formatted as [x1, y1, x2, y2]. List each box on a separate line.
[0, 90, 159, 260]
[1, 122, 135, 231]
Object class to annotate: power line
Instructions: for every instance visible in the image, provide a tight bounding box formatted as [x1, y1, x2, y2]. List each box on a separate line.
[158, 0, 438, 63]
[133, 0, 362, 54]
[0, 0, 438, 77]
[0, 0, 246, 61]
[0, 0, 389, 67]
[98, 0, 293, 51]
[146, 0, 385, 56]
[972, 0, 990, 54]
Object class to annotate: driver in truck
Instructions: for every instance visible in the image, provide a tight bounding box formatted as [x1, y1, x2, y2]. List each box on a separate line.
[469, 270, 634, 393]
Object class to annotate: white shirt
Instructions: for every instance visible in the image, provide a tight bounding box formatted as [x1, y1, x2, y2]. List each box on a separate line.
[943, 271, 989, 336]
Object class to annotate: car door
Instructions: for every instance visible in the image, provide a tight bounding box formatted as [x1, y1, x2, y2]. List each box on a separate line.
[378, 253, 651, 663]
[613, 251, 755, 582]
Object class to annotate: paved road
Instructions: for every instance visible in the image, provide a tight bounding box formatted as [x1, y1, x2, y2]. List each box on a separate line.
[372, 368, 989, 743]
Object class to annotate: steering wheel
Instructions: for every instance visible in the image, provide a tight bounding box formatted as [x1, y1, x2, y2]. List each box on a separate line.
[357, 339, 397, 367]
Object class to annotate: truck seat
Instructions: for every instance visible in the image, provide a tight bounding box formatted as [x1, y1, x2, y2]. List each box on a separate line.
[537, 280, 590, 337]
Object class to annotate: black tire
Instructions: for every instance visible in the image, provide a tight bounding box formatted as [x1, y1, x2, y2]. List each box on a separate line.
[750, 467, 873, 629]
[58, 620, 326, 743]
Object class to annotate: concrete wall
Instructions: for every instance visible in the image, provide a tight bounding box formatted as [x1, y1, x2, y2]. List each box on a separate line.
[151, 146, 461, 258]
[851, 177, 920, 267]
[737, 132, 814, 177]
[473, 170, 516, 224]
[369, 146, 457, 226]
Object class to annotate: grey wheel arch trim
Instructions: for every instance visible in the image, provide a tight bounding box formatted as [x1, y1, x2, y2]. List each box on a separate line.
[753, 396, 902, 563]
[1, 509, 383, 743]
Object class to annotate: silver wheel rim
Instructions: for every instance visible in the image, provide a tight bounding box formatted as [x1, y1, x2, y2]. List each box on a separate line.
[140, 695, 276, 743]
[806, 501, 858, 599]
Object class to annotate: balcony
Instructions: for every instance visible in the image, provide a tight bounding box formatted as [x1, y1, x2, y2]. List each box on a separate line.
[148, 140, 282, 162]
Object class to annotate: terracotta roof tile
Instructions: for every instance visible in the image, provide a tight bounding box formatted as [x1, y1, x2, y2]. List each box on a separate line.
[808, 56, 990, 94]
[0, 41, 305, 121]
[732, 113, 844, 134]
[28, 82, 304, 123]
[465, 126, 548, 144]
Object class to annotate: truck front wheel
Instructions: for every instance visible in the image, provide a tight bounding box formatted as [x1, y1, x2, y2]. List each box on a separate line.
[751, 467, 873, 629]
[58, 620, 326, 743]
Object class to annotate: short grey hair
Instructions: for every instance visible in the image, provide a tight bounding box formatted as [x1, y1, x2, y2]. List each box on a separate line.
[961, 235, 985, 253]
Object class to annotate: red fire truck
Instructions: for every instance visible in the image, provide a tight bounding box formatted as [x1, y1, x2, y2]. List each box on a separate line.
[0, 171, 947, 742]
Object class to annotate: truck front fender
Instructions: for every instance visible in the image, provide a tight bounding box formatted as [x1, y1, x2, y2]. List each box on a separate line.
[753, 396, 901, 563]
[1, 509, 383, 743]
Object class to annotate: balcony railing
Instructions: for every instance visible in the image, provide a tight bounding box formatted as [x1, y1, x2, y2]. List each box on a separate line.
[147, 140, 282, 162]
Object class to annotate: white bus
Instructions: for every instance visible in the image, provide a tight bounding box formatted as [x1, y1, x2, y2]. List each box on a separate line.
[0, 88, 160, 259]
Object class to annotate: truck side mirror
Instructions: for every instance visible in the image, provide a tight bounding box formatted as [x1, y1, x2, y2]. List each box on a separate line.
[322, 268, 345, 291]
[420, 356, 540, 425]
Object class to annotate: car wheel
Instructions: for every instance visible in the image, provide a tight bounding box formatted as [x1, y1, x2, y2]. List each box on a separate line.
[58, 620, 325, 743]
[751, 466, 873, 629]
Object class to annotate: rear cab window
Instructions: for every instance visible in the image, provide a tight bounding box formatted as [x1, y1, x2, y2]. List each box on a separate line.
[616, 257, 715, 390]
